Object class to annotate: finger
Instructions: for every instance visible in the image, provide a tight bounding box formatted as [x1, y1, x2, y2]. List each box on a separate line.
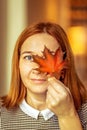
[47, 85, 60, 101]
[48, 77, 67, 93]
[48, 77, 73, 99]
[46, 91, 59, 109]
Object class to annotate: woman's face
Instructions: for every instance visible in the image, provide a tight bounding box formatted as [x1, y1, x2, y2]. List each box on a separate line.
[19, 33, 59, 95]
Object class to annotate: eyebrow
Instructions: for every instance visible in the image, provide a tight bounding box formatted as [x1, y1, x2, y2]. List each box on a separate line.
[21, 51, 33, 55]
[20, 50, 55, 56]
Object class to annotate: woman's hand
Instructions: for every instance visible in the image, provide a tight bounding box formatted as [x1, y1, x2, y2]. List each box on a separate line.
[46, 77, 83, 130]
[46, 77, 76, 117]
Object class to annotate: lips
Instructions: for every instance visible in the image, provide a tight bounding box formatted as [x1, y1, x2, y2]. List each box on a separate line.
[30, 78, 46, 83]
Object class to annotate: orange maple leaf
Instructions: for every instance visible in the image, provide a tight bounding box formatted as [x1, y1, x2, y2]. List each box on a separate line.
[33, 46, 67, 77]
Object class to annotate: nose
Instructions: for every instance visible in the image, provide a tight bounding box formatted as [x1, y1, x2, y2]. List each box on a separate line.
[32, 69, 41, 74]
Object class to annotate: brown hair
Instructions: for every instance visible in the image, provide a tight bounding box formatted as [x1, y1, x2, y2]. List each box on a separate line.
[2, 22, 87, 109]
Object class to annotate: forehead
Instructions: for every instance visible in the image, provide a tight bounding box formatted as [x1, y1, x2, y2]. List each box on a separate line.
[21, 33, 59, 54]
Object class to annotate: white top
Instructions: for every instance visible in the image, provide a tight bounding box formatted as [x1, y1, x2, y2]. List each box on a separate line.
[19, 99, 54, 121]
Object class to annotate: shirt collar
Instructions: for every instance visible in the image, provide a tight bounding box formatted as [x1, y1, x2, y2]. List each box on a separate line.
[19, 99, 54, 121]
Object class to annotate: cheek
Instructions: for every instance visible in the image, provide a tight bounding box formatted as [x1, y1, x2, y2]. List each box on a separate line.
[19, 61, 38, 79]
[19, 62, 32, 79]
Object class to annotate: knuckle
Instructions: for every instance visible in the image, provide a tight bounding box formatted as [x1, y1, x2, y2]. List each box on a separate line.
[51, 101, 56, 107]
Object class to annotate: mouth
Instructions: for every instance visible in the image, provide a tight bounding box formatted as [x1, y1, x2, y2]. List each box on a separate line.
[30, 78, 47, 84]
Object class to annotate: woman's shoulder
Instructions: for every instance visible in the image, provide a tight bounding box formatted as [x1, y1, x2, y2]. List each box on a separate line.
[79, 101, 87, 113]
[0, 99, 1, 116]
[78, 101, 87, 129]
[0, 99, 1, 130]
[1, 105, 20, 114]
[78, 101, 87, 120]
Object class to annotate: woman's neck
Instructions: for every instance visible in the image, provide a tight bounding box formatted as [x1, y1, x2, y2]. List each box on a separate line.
[26, 91, 47, 110]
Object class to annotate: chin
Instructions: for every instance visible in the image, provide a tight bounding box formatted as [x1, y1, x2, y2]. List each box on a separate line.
[27, 84, 48, 94]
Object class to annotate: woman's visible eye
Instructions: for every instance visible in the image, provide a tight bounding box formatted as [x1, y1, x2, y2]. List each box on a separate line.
[24, 55, 33, 61]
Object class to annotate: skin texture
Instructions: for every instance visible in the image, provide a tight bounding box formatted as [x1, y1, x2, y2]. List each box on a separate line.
[19, 33, 83, 130]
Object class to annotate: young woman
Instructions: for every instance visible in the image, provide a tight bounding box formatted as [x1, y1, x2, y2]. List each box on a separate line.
[1, 22, 87, 130]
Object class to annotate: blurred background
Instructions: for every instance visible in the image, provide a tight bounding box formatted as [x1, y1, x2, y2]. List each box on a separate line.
[0, 0, 87, 96]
